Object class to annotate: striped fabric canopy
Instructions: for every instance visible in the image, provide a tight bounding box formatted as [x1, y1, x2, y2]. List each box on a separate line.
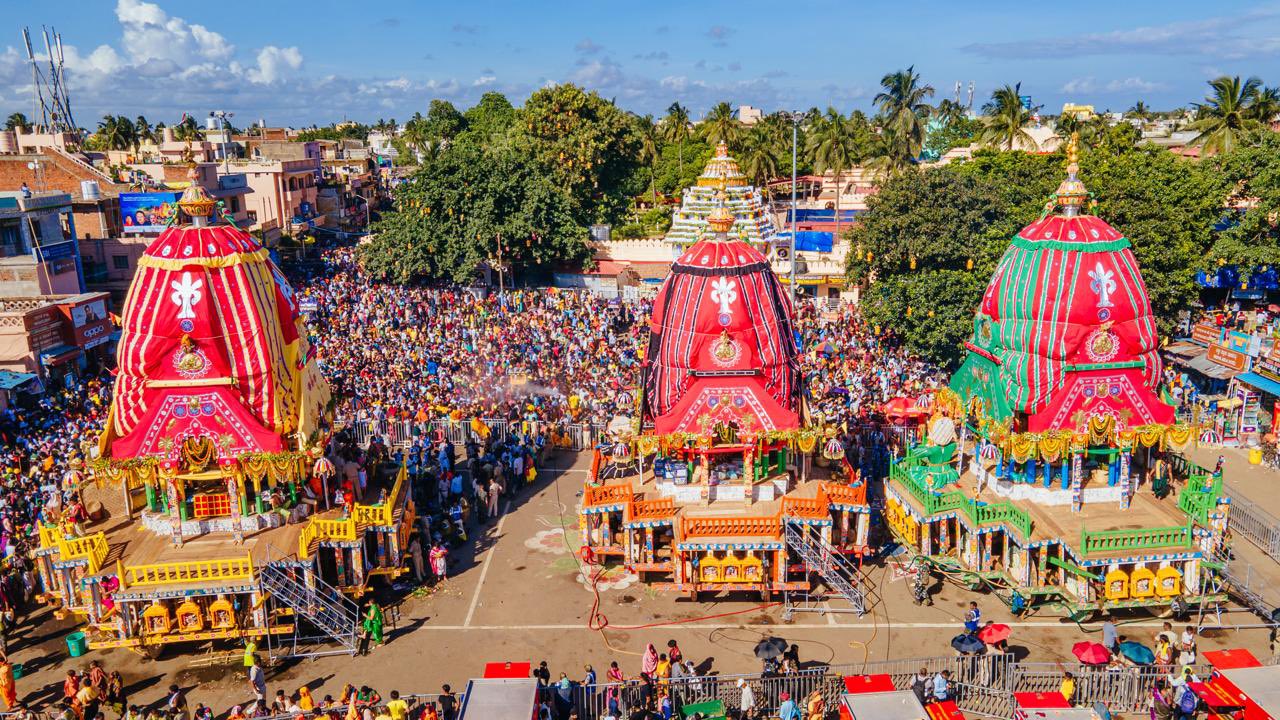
[103, 223, 331, 460]
[952, 212, 1172, 432]
[641, 235, 801, 434]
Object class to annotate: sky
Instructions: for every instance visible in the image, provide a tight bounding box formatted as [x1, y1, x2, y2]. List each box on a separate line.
[2, 0, 1279, 128]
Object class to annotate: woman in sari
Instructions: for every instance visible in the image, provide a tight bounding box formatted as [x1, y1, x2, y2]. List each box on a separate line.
[429, 542, 448, 581]
[359, 602, 384, 655]
[641, 643, 659, 677]
[0, 658, 16, 710]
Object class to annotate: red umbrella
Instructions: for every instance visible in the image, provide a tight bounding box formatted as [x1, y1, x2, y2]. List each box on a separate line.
[978, 623, 1011, 645]
[1072, 641, 1111, 665]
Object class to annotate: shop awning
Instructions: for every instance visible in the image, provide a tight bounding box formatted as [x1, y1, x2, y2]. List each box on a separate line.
[1236, 371, 1280, 398]
[1163, 341, 1202, 358]
[0, 371, 37, 390]
[39, 344, 83, 366]
[1169, 350, 1239, 380]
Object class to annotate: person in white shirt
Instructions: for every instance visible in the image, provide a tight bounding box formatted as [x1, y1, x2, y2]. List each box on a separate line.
[738, 677, 756, 718]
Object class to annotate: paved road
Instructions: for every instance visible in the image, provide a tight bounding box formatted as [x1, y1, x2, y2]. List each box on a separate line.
[8, 450, 1275, 715]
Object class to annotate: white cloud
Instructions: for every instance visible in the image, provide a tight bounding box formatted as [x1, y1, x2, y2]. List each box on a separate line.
[472, 74, 497, 87]
[1105, 77, 1164, 93]
[116, 0, 234, 65]
[247, 45, 302, 84]
[1061, 77, 1097, 94]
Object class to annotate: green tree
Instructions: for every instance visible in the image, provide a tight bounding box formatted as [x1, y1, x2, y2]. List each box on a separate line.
[979, 83, 1036, 151]
[173, 115, 200, 141]
[97, 115, 138, 151]
[873, 66, 934, 160]
[518, 83, 643, 224]
[361, 145, 590, 283]
[1208, 132, 1280, 267]
[461, 91, 518, 150]
[134, 115, 156, 145]
[1188, 75, 1265, 156]
[924, 115, 978, 159]
[701, 102, 741, 146]
[635, 114, 661, 204]
[1127, 101, 1152, 123]
[738, 123, 780, 194]
[422, 99, 466, 144]
[848, 168, 1001, 365]
[806, 107, 863, 239]
[5, 112, 30, 132]
[934, 99, 967, 126]
[660, 102, 692, 180]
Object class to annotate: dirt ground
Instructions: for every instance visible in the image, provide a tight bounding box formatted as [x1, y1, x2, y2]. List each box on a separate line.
[10, 450, 1277, 715]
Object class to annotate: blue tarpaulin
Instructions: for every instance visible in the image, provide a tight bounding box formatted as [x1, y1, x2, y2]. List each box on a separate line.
[779, 231, 833, 252]
[785, 208, 862, 223]
[0, 371, 37, 390]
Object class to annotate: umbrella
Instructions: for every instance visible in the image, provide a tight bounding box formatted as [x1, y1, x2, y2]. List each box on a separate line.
[978, 623, 1011, 645]
[1119, 641, 1155, 665]
[1072, 641, 1111, 665]
[814, 341, 836, 356]
[753, 637, 788, 660]
[951, 633, 985, 654]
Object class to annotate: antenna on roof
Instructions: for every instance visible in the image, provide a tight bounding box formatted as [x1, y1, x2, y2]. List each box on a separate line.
[21, 26, 77, 135]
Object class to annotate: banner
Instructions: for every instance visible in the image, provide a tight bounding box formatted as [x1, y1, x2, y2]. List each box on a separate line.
[120, 192, 180, 233]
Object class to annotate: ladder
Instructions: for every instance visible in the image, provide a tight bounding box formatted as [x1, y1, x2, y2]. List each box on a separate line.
[783, 521, 870, 617]
[1210, 553, 1279, 624]
[259, 560, 360, 658]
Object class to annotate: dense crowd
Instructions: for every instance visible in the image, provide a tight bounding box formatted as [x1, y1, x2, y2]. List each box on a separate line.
[294, 248, 646, 434]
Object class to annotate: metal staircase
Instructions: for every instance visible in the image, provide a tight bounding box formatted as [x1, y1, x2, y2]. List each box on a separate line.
[783, 521, 870, 617]
[259, 560, 360, 658]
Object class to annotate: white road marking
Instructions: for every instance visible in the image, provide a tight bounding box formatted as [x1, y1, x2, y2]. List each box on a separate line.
[824, 602, 836, 625]
[423, 616, 1257, 632]
[463, 499, 511, 628]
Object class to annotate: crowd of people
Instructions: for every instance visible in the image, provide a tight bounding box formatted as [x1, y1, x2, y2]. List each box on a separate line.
[293, 248, 645, 434]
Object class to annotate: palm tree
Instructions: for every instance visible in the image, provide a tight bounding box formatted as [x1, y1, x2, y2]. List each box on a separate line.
[1126, 101, 1152, 124]
[805, 108, 861, 239]
[1188, 76, 1265, 156]
[635, 114, 660, 204]
[135, 116, 157, 145]
[1250, 85, 1280, 124]
[873, 66, 934, 160]
[934, 99, 966, 126]
[173, 115, 200, 142]
[738, 124, 780, 197]
[701, 102, 741, 147]
[97, 115, 137, 151]
[660, 102, 691, 180]
[979, 83, 1036, 151]
[5, 112, 30, 132]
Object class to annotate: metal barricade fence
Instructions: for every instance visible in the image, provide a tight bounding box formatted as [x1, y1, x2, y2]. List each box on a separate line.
[1225, 492, 1280, 556]
[344, 418, 607, 452]
[565, 654, 1192, 720]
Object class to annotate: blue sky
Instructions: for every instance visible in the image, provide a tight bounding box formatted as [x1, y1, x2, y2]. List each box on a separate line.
[3, 0, 1278, 127]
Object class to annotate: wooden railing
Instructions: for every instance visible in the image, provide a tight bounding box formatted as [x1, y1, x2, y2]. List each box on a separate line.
[680, 516, 781, 540]
[298, 516, 356, 556]
[781, 495, 828, 520]
[627, 497, 675, 523]
[889, 461, 1033, 539]
[38, 525, 110, 574]
[584, 483, 633, 508]
[352, 464, 408, 528]
[1177, 475, 1224, 525]
[1080, 524, 1193, 556]
[821, 481, 868, 507]
[122, 553, 254, 587]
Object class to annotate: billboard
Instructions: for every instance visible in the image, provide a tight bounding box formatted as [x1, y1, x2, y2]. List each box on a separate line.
[120, 192, 181, 233]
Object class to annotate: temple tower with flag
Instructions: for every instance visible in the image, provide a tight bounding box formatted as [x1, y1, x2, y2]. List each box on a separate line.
[885, 136, 1230, 620]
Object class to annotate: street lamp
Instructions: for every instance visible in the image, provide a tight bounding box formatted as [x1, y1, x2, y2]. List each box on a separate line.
[781, 110, 806, 301]
[210, 110, 234, 174]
